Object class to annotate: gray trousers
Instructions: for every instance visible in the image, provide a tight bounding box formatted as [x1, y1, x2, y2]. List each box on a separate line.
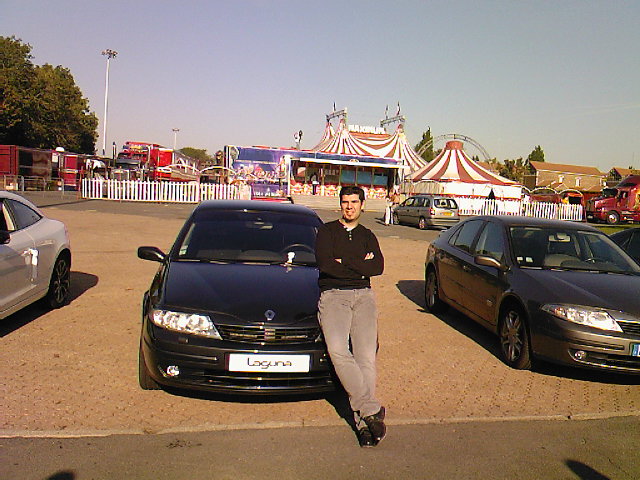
[318, 288, 381, 426]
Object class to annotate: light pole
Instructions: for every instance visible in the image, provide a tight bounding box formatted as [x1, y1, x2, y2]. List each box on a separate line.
[172, 128, 180, 150]
[101, 49, 118, 156]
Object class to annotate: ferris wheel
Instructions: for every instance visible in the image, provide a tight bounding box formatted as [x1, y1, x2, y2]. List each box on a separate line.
[416, 133, 492, 161]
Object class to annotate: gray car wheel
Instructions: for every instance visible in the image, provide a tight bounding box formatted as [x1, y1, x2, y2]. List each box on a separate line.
[499, 306, 532, 370]
[425, 268, 447, 313]
[418, 217, 427, 230]
[44, 255, 71, 309]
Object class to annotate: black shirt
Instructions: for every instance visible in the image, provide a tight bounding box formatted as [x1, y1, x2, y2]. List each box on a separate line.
[315, 220, 384, 291]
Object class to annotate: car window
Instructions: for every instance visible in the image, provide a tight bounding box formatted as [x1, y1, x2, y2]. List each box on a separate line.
[422, 197, 430, 207]
[628, 231, 640, 260]
[404, 198, 415, 207]
[175, 210, 322, 265]
[0, 200, 9, 231]
[6, 199, 41, 231]
[473, 222, 505, 262]
[451, 220, 483, 253]
[434, 198, 452, 209]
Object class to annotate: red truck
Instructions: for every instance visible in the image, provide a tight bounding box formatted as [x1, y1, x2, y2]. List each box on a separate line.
[115, 141, 199, 181]
[586, 175, 640, 224]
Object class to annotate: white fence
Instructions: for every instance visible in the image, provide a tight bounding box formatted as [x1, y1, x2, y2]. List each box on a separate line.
[81, 179, 240, 203]
[456, 198, 584, 221]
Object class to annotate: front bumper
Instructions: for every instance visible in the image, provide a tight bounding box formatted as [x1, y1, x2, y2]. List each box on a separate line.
[141, 325, 335, 395]
[532, 313, 640, 374]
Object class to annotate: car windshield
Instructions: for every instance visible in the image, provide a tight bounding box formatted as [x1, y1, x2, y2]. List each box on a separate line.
[510, 226, 640, 274]
[174, 209, 321, 265]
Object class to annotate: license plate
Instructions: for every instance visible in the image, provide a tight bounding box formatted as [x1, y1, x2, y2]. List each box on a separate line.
[632, 344, 640, 357]
[442, 211, 453, 216]
[228, 353, 310, 373]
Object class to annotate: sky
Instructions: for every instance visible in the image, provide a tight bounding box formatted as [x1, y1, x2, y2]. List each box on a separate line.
[3, 0, 639, 172]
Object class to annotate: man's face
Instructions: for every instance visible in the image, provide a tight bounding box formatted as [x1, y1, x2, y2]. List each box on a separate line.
[340, 194, 364, 222]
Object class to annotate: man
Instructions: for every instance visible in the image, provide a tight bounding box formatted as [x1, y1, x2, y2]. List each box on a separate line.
[315, 186, 386, 447]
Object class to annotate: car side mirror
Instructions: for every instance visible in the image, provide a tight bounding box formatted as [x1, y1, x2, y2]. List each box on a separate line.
[0, 230, 10, 245]
[475, 254, 508, 272]
[138, 246, 166, 263]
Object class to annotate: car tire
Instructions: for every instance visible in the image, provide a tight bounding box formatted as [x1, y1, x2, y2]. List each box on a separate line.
[606, 211, 620, 225]
[139, 343, 161, 390]
[418, 217, 427, 230]
[393, 212, 400, 225]
[43, 254, 71, 309]
[425, 268, 447, 313]
[498, 305, 532, 370]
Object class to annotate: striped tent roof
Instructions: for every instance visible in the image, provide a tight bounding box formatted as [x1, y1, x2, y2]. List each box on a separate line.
[312, 118, 427, 172]
[409, 140, 517, 185]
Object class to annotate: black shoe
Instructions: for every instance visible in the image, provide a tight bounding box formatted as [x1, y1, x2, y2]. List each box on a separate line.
[362, 407, 386, 443]
[357, 427, 376, 448]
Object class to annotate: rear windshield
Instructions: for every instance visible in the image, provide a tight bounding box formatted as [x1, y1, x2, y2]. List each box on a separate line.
[173, 209, 322, 265]
[434, 198, 457, 209]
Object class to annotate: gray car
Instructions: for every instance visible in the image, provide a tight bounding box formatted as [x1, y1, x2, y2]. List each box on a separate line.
[424, 216, 640, 374]
[394, 195, 459, 229]
[1, 191, 71, 319]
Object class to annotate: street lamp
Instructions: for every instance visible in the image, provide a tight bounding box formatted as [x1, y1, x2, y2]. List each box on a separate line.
[101, 49, 118, 156]
[172, 128, 180, 150]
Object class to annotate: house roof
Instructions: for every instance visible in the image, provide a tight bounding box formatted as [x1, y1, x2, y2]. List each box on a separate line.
[609, 167, 640, 177]
[529, 161, 603, 176]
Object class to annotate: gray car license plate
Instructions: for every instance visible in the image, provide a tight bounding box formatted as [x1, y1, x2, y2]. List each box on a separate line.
[632, 344, 640, 357]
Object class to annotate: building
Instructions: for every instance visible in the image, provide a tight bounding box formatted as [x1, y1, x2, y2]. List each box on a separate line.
[526, 161, 605, 192]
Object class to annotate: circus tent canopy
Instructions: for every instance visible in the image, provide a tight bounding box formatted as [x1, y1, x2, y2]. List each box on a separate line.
[312, 118, 427, 173]
[409, 141, 516, 185]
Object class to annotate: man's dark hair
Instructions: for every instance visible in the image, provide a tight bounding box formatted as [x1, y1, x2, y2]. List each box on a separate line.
[339, 186, 365, 202]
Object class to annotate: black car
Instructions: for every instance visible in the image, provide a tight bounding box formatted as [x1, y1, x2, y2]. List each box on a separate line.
[137, 200, 334, 394]
[424, 216, 640, 374]
[609, 227, 640, 264]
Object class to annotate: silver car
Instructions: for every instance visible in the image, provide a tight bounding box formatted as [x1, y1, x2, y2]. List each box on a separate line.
[393, 195, 459, 229]
[1, 191, 71, 319]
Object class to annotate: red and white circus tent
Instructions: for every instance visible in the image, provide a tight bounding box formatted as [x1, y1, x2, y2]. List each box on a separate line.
[312, 118, 427, 173]
[407, 140, 523, 199]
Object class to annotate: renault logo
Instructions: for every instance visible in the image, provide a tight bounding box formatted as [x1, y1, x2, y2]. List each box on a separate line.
[264, 310, 276, 321]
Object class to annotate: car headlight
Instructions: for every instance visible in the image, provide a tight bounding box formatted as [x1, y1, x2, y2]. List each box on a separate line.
[541, 304, 625, 332]
[151, 309, 222, 339]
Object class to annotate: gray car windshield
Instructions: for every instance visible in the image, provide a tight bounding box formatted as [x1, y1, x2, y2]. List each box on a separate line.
[175, 210, 321, 265]
[510, 226, 640, 274]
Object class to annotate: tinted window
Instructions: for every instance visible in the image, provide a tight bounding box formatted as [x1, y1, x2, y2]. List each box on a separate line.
[474, 222, 505, 262]
[175, 210, 322, 265]
[7, 199, 41, 230]
[0, 201, 9, 231]
[628, 231, 640, 261]
[452, 220, 483, 253]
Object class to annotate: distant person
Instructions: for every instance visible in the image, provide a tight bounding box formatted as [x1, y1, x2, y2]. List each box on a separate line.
[384, 192, 394, 225]
[315, 186, 386, 447]
[311, 174, 319, 195]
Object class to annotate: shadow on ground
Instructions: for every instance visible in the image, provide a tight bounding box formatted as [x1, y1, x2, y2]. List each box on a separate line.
[396, 279, 640, 386]
[0, 271, 98, 337]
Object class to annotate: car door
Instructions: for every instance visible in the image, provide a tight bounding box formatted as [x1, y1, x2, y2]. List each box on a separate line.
[438, 220, 484, 307]
[464, 221, 509, 326]
[408, 197, 424, 225]
[396, 197, 415, 223]
[0, 199, 37, 314]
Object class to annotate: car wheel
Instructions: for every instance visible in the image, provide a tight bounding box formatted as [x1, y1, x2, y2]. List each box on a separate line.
[44, 254, 71, 309]
[498, 305, 532, 370]
[139, 343, 161, 390]
[418, 217, 427, 230]
[393, 212, 399, 225]
[606, 211, 620, 225]
[425, 268, 447, 313]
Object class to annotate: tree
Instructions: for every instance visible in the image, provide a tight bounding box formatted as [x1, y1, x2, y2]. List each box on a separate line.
[414, 128, 435, 164]
[0, 36, 98, 153]
[180, 147, 215, 166]
[498, 157, 528, 183]
[526, 145, 545, 173]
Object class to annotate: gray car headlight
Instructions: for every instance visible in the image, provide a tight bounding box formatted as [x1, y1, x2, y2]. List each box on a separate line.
[541, 304, 625, 332]
[151, 309, 222, 339]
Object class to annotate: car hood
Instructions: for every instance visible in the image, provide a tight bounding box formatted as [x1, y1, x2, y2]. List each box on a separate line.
[522, 269, 640, 317]
[161, 262, 320, 326]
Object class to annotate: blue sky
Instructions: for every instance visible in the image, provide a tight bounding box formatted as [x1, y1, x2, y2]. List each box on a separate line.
[3, 0, 639, 171]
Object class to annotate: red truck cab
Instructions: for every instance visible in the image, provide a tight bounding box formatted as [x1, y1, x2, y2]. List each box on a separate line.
[586, 175, 640, 224]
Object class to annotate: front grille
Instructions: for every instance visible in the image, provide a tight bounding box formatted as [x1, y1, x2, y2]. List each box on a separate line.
[216, 324, 321, 344]
[578, 351, 640, 371]
[201, 370, 334, 390]
[618, 321, 640, 337]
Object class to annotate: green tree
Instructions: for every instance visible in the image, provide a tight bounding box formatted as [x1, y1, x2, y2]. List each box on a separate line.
[180, 147, 214, 165]
[0, 36, 98, 153]
[414, 128, 435, 163]
[526, 145, 545, 173]
[498, 157, 528, 183]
